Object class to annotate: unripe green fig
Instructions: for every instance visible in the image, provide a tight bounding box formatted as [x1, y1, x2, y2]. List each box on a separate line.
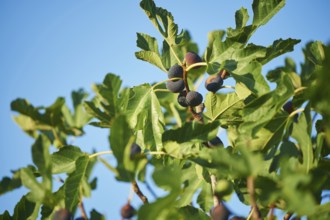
[205, 75, 223, 93]
[177, 90, 188, 107]
[53, 209, 73, 220]
[168, 64, 183, 81]
[211, 203, 230, 220]
[208, 136, 223, 147]
[186, 91, 203, 107]
[130, 143, 142, 160]
[215, 179, 233, 197]
[185, 51, 202, 68]
[120, 203, 136, 219]
[166, 79, 185, 93]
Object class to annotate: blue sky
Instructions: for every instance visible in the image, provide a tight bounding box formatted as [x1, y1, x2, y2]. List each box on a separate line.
[1, 0, 330, 219]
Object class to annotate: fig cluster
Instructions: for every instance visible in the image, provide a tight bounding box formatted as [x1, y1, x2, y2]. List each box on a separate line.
[166, 52, 204, 108]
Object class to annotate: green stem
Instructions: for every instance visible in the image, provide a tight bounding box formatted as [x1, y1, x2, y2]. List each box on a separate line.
[170, 46, 183, 65]
[289, 108, 305, 118]
[153, 89, 171, 93]
[151, 77, 182, 90]
[221, 85, 235, 90]
[294, 86, 307, 94]
[89, 150, 113, 158]
[186, 62, 207, 72]
[52, 128, 64, 147]
[146, 151, 166, 155]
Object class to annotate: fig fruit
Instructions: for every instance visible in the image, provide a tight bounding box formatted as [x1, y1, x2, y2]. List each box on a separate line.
[205, 75, 223, 93]
[166, 79, 185, 93]
[186, 91, 203, 107]
[168, 64, 183, 81]
[120, 203, 136, 219]
[185, 51, 202, 68]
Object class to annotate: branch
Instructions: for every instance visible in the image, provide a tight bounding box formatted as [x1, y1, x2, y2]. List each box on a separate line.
[247, 176, 262, 220]
[132, 180, 149, 204]
[78, 200, 88, 220]
[210, 174, 220, 206]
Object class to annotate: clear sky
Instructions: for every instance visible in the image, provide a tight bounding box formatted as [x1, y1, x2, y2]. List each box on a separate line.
[1, 0, 330, 219]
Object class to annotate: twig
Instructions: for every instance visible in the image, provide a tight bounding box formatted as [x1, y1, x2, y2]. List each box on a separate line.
[128, 184, 134, 203]
[247, 176, 262, 220]
[132, 180, 148, 204]
[210, 174, 220, 206]
[52, 128, 64, 147]
[78, 199, 88, 219]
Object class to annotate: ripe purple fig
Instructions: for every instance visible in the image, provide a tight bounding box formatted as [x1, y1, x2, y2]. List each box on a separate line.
[53, 209, 73, 220]
[166, 79, 185, 93]
[120, 203, 136, 219]
[283, 101, 294, 114]
[208, 136, 223, 147]
[186, 91, 203, 107]
[185, 51, 202, 68]
[168, 64, 183, 81]
[177, 90, 188, 107]
[130, 143, 142, 160]
[205, 75, 223, 93]
[211, 203, 230, 220]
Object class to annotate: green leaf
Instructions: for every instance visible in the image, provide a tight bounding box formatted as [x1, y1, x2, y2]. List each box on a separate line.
[32, 135, 52, 190]
[239, 73, 294, 135]
[0, 211, 11, 220]
[135, 33, 167, 72]
[109, 115, 133, 165]
[51, 146, 85, 174]
[140, 0, 184, 46]
[197, 182, 214, 212]
[291, 112, 315, 172]
[84, 101, 111, 128]
[64, 155, 89, 212]
[162, 121, 220, 144]
[135, 51, 167, 72]
[20, 168, 45, 202]
[90, 209, 105, 220]
[235, 7, 250, 29]
[204, 92, 244, 122]
[0, 170, 22, 196]
[126, 84, 165, 150]
[178, 206, 210, 220]
[12, 195, 36, 220]
[235, 111, 288, 151]
[252, 0, 286, 27]
[258, 38, 301, 65]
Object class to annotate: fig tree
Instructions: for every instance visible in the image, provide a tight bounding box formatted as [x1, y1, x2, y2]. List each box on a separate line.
[120, 203, 136, 219]
[177, 90, 188, 107]
[168, 64, 183, 80]
[186, 91, 203, 107]
[205, 75, 223, 93]
[166, 79, 185, 93]
[185, 51, 202, 68]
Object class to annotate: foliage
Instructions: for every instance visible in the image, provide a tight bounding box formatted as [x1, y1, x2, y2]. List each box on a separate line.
[1, 0, 330, 219]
